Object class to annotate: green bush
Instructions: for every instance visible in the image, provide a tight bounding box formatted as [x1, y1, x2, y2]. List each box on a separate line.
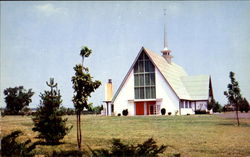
[161, 108, 166, 115]
[52, 150, 85, 157]
[195, 110, 207, 114]
[90, 138, 167, 157]
[1, 130, 37, 157]
[122, 109, 128, 116]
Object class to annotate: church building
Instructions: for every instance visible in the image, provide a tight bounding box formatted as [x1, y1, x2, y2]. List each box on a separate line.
[110, 46, 213, 116]
[105, 13, 213, 116]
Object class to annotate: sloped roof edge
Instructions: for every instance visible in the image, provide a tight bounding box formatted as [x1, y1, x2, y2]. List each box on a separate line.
[112, 47, 182, 103]
[111, 47, 145, 103]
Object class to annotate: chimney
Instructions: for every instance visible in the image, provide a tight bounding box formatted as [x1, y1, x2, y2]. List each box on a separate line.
[105, 79, 113, 102]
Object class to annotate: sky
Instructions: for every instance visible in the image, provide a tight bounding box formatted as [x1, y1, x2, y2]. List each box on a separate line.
[1, 1, 250, 108]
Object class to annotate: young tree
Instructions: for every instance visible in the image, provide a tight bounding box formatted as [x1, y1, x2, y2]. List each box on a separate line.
[32, 78, 72, 144]
[224, 71, 242, 126]
[72, 46, 101, 149]
[3, 86, 34, 115]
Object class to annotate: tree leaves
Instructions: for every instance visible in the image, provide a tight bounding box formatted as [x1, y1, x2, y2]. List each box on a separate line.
[224, 71, 242, 105]
[80, 46, 92, 58]
[72, 64, 101, 112]
[72, 46, 101, 150]
[224, 71, 243, 126]
[3, 86, 34, 114]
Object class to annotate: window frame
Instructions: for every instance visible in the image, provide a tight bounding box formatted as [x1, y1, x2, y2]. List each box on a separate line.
[134, 52, 156, 99]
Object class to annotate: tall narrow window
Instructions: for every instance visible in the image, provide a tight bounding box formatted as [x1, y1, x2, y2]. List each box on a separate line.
[134, 52, 156, 99]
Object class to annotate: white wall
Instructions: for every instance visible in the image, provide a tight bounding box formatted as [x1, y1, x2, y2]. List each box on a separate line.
[196, 101, 208, 111]
[181, 108, 194, 115]
[113, 68, 205, 116]
[113, 70, 135, 116]
[180, 101, 195, 115]
[155, 68, 180, 115]
[179, 100, 209, 115]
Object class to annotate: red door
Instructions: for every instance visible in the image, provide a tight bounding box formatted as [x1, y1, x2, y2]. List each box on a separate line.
[136, 102, 144, 115]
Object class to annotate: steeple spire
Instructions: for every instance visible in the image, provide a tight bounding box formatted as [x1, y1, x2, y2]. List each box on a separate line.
[163, 9, 167, 48]
[161, 9, 173, 64]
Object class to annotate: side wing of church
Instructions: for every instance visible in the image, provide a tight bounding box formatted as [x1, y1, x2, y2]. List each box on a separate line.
[110, 47, 213, 116]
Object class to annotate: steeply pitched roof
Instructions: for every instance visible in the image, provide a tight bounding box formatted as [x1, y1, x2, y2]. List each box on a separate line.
[112, 47, 210, 102]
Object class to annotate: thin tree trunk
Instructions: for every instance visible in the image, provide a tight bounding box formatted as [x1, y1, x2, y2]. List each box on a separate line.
[236, 104, 240, 126]
[76, 112, 79, 149]
[82, 57, 84, 67]
[76, 111, 82, 149]
[79, 112, 82, 149]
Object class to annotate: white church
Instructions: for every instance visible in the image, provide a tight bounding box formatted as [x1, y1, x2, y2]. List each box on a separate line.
[103, 15, 213, 116]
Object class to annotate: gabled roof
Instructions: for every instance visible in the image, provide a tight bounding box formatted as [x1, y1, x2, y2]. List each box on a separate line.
[112, 47, 210, 102]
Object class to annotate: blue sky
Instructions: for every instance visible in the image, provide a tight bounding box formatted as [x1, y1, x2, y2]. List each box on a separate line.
[1, 1, 250, 108]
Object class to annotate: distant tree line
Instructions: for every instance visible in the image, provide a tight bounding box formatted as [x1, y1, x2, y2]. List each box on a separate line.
[223, 98, 249, 113]
[57, 105, 103, 115]
[2, 86, 103, 116]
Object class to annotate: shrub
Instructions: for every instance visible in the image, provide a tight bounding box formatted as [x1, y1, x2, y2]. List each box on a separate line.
[161, 108, 166, 115]
[52, 150, 85, 157]
[195, 110, 207, 114]
[117, 113, 121, 116]
[90, 138, 167, 157]
[1, 130, 37, 157]
[122, 109, 128, 116]
[168, 112, 172, 115]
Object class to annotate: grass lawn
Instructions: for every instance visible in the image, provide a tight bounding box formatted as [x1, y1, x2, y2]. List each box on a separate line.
[1, 114, 250, 157]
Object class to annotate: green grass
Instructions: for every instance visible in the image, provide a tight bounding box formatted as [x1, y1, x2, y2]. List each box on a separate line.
[1, 114, 250, 157]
